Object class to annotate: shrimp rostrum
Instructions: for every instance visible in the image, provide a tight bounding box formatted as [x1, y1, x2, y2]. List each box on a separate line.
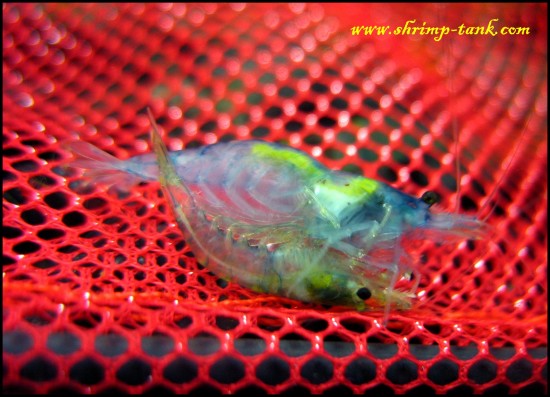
[66, 112, 489, 316]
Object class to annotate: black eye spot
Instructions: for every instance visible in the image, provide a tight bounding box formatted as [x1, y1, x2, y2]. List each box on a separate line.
[420, 191, 440, 207]
[356, 287, 372, 300]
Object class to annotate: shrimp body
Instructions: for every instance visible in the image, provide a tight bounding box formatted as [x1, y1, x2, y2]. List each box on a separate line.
[67, 127, 488, 312]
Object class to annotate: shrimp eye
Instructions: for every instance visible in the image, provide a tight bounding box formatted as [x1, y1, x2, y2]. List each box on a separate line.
[356, 287, 372, 300]
[420, 190, 440, 207]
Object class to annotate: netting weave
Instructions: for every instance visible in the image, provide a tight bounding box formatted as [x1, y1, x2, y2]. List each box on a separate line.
[3, 3, 547, 394]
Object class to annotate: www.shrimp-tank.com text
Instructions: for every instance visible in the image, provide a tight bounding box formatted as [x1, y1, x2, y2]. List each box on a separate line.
[351, 19, 531, 42]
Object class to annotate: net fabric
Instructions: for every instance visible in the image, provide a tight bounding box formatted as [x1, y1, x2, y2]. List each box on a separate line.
[3, 3, 547, 394]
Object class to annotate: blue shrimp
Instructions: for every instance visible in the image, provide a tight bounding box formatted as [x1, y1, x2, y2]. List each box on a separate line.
[65, 110, 489, 317]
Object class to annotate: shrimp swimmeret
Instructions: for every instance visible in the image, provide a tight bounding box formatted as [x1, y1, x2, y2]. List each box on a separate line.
[66, 110, 489, 316]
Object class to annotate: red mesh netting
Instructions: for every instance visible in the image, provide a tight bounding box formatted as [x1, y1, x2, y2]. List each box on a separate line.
[3, 3, 547, 394]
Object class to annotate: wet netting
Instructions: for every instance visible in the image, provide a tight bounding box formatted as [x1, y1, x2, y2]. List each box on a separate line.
[3, 3, 547, 395]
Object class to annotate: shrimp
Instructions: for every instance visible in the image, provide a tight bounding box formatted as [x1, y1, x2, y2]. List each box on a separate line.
[65, 108, 491, 319]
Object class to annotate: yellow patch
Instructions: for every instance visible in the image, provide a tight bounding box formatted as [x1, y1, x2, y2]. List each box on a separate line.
[312, 177, 379, 224]
[251, 142, 323, 178]
[309, 273, 333, 290]
[251, 143, 379, 196]
[320, 177, 378, 197]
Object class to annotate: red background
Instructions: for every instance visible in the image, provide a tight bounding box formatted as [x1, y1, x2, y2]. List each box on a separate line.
[3, 3, 547, 394]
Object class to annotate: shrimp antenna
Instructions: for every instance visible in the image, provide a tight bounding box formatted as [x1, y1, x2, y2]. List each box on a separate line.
[146, 107, 160, 138]
[477, 110, 534, 223]
[444, 22, 461, 215]
[437, 4, 461, 214]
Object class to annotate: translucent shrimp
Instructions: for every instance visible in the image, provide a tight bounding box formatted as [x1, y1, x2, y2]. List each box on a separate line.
[65, 110, 490, 318]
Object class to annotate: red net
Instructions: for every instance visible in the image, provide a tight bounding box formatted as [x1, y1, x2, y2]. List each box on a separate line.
[3, 3, 547, 394]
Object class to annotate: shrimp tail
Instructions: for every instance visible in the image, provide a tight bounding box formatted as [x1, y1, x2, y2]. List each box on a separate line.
[64, 141, 143, 190]
[147, 109, 257, 283]
[147, 109, 197, 229]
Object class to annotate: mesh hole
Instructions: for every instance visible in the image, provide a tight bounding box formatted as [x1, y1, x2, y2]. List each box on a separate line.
[28, 175, 58, 188]
[460, 196, 478, 212]
[4, 330, 34, 355]
[311, 82, 328, 93]
[256, 356, 290, 386]
[278, 86, 296, 98]
[215, 315, 239, 331]
[392, 149, 410, 165]
[116, 358, 152, 386]
[423, 153, 440, 169]
[318, 116, 336, 128]
[141, 332, 175, 358]
[367, 341, 398, 359]
[300, 356, 333, 385]
[411, 170, 429, 187]
[506, 359, 533, 384]
[298, 101, 315, 113]
[257, 315, 285, 331]
[209, 356, 245, 384]
[467, 359, 497, 385]
[32, 259, 58, 269]
[304, 134, 323, 145]
[340, 318, 369, 334]
[11, 159, 40, 172]
[234, 333, 266, 356]
[4, 147, 25, 157]
[370, 131, 389, 145]
[3, 226, 23, 239]
[69, 311, 102, 329]
[188, 332, 220, 356]
[69, 358, 104, 386]
[324, 147, 344, 160]
[324, 333, 355, 358]
[163, 357, 198, 384]
[4, 187, 31, 205]
[62, 211, 87, 227]
[409, 341, 439, 361]
[298, 317, 328, 332]
[330, 98, 348, 110]
[21, 209, 46, 225]
[285, 120, 303, 132]
[265, 106, 283, 118]
[95, 332, 129, 357]
[386, 359, 418, 385]
[3, 170, 17, 181]
[20, 356, 58, 382]
[252, 126, 270, 138]
[344, 358, 376, 385]
[280, 332, 311, 357]
[428, 359, 459, 386]
[23, 309, 57, 326]
[489, 344, 516, 361]
[13, 241, 42, 254]
[337, 131, 356, 144]
[377, 166, 397, 183]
